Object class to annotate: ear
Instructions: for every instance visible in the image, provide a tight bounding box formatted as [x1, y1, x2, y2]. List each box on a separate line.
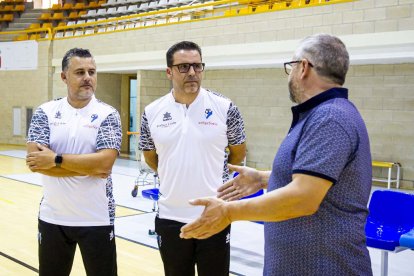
[300, 60, 312, 79]
[61, 72, 67, 84]
[166, 67, 173, 80]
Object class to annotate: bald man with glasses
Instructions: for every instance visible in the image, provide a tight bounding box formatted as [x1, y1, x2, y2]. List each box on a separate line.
[139, 41, 246, 276]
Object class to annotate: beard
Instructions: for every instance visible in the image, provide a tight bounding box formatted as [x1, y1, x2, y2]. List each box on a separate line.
[77, 89, 94, 100]
[288, 78, 300, 104]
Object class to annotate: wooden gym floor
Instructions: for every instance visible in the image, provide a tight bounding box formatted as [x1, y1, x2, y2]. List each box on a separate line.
[1, 144, 413, 276]
[0, 144, 164, 276]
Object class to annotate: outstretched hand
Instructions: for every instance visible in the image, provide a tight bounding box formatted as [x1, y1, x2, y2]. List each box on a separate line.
[180, 197, 231, 240]
[218, 164, 263, 201]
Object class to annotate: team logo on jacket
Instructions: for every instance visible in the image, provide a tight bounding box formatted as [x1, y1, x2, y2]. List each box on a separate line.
[54, 111, 62, 119]
[198, 108, 217, 126]
[91, 114, 98, 122]
[205, 108, 213, 119]
[157, 112, 176, 128]
[163, 112, 172, 121]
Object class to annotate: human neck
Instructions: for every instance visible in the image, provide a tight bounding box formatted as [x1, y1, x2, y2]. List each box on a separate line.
[172, 89, 199, 107]
[299, 79, 341, 103]
[67, 97, 92, 109]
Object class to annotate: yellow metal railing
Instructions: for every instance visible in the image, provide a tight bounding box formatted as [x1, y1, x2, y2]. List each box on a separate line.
[0, 27, 52, 41]
[0, 0, 355, 41]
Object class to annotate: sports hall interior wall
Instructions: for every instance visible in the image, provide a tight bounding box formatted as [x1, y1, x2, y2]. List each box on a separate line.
[135, 65, 414, 191]
[0, 0, 413, 188]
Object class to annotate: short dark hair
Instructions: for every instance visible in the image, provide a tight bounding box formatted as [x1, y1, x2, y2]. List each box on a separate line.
[166, 41, 202, 67]
[62, 48, 93, 72]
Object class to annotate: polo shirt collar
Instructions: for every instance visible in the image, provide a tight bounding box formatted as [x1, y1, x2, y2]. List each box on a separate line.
[169, 87, 206, 106]
[292, 87, 348, 114]
[289, 87, 348, 131]
[64, 94, 97, 113]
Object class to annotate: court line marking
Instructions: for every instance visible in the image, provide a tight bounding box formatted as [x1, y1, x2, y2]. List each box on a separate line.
[0, 197, 14, 204]
[0, 251, 39, 273]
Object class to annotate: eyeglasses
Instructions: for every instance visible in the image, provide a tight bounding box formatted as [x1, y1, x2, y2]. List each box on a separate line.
[283, 60, 314, 75]
[171, 63, 205, 73]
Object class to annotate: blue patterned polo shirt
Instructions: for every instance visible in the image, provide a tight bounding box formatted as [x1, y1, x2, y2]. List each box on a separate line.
[27, 95, 122, 226]
[264, 88, 372, 275]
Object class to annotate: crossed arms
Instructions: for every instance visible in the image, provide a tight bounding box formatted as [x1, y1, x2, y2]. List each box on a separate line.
[26, 142, 118, 178]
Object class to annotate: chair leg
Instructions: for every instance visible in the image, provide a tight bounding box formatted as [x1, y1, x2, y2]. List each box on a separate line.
[381, 250, 388, 276]
[396, 165, 400, 189]
[387, 168, 391, 189]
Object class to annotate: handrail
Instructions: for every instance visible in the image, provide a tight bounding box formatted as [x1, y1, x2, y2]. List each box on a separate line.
[0, 27, 52, 41]
[49, 0, 355, 39]
[0, 0, 355, 41]
[51, 0, 241, 33]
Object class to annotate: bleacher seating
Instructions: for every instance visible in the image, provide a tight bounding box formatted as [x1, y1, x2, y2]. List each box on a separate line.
[51, 4, 61, 11]
[62, 3, 74, 10]
[74, 29, 84, 36]
[96, 8, 107, 17]
[29, 33, 41, 40]
[289, 0, 305, 8]
[51, 12, 64, 21]
[2, 0, 348, 40]
[73, 3, 86, 10]
[42, 23, 53, 29]
[102, 0, 117, 6]
[148, 1, 158, 10]
[126, 5, 139, 14]
[255, 4, 269, 12]
[28, 23, 41, 29]
[11, 4, 24, 13]
[67, 11, 79, 20]
[14, 33, 28, 40]
[84, 9, 97, 18]
[0, 5, 13, 13]
[3, 0, 25, 3]
[38, 13, 52, 21]
[85, 28, 95, 35]
[0, 13, 13, 23]
[88, 2, 101, 9]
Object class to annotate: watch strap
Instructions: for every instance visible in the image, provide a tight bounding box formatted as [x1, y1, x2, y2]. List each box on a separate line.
[55, 154, 63, 168]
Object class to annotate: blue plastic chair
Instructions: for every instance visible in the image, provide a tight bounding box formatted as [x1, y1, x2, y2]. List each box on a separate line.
[365, 190, 414, 276]
[400, 229, 414, 249]
[241, 189, 264, 199]
[142, 187, 160, 220]
[141, 187, 160, 235]
[234, 171, 265, 224]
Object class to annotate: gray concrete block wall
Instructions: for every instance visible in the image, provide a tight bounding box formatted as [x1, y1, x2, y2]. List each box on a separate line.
[1, 0, 414, 188]
[137, 65, 414, 188]
[0, 42, 51, 145]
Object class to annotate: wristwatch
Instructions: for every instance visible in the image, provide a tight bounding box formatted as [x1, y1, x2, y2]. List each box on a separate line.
[55, 154, 63, 168]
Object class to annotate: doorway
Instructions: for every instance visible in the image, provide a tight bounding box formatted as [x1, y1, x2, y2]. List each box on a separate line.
[129, 78, 137, 158]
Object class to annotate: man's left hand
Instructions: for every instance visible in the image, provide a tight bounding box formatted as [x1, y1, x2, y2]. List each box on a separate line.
[26, 143, 56, 170]
[180, 197, 232, 240]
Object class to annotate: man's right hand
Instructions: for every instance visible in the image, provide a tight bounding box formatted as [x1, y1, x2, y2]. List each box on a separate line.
[218, 164, 266, 201]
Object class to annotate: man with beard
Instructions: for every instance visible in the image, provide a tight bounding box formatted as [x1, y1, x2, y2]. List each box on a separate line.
[180, 34, 373, 276]
[26, 48, 121, 276]
[139, 41, 246, 276]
